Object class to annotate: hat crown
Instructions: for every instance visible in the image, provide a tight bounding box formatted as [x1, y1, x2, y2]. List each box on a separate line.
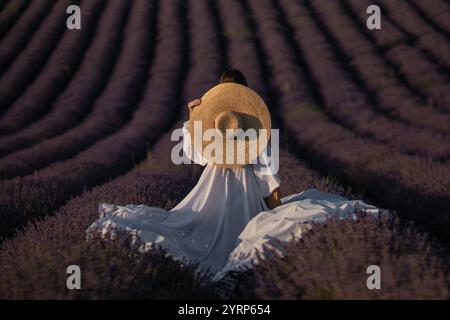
[214, 111, 243, 139]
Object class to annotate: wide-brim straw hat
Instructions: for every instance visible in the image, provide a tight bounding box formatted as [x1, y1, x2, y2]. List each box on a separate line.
[189, 83, 271, 168]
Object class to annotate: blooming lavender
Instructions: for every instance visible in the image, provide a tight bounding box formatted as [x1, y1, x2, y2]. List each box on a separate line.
[345, 0, 450, 113]
[0, 0, 52, 73]
[250, 215, 450, 300]
[0, 0, 449, 299]
[0, 0, 72, 113]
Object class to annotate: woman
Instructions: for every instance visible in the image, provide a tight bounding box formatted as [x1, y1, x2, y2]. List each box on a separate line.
[186, 68, 282, 210]
[87, 69, 382, 280]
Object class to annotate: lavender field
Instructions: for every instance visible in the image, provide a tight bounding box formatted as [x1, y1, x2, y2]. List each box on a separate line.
[0, 0, 450, 299]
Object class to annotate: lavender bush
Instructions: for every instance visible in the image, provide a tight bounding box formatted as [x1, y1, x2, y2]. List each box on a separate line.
[0, 0, 30, 40]
[278, 0, 450, 159]
[0, 0, 47, 71]
[234, 215, 450, 299]
[267, 0, 450, 243]
[376, 0, 450, 71]
[0, 148, 353, 299]
[311, 0, 450, 137]
[409, 0, 450, 35]
[0, 0, 449, 300]
[0, 0, 129, 157]
[0, 0, 106, 135]
[0, 0, 72, 113]
[0, 0, 183, 239]
[0, 0, 155, 179]
[345, 0, 450, 113]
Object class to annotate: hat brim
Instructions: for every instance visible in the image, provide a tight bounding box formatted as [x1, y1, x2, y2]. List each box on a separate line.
[189, 83, 271, 168]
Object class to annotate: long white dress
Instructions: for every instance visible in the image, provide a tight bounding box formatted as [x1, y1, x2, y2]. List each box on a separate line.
[86, 121, 382, 281]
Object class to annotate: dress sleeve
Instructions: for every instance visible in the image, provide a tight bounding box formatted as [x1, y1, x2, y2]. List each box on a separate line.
[252, 144, 281, 198]
[182, 121, 208, 166]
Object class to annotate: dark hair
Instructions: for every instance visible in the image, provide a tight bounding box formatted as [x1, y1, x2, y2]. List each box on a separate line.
[219, 68, 248, 87]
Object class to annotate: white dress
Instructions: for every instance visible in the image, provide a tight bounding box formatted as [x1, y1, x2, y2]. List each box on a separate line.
[86, 121, 382, 281]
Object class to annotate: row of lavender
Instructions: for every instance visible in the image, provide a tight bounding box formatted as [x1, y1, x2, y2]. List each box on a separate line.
[213, 0, 348, 198]
[378, 0, 450, 71]
[1, 0, 448, 173]
[281, 0, 450, 160]
[0, 0, 128, 157]
[0, 149, 356, 298]
[409, 0, 450, 35]
[0, 1, 30, 39]
[347, 0, 450, 114]
[1, 0, 448, 298]
[244, 214, 450, 299]
[311, 0, 450, 138]
[3, 149, 448, 298]
[0, 0, 106, 135]
[216, 0, 268, 104]
[0, 0, 225, 298]
[0, 0, 170, 239]
[173, 0, 449, 297]
[0, 0, 153, 180]
[0, 0, 68, 114]
[241, 0, 450, 243]
[0, 0, 446, 242]
[0, 0, 364, 286]
[0, 0, 53, 74]
[240, 0, 450, 294]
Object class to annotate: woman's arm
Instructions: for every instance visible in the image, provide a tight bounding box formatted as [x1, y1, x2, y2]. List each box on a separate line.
[264, 187, 281, 209]
[182, 99, 207, 166]
[188, 98, 202, 115]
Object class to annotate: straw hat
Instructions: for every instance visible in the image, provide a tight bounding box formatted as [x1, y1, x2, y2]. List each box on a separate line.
[188, 83, 271, 168]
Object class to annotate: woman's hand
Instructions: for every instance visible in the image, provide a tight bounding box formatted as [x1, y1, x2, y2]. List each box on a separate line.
[264, 187, 282, 210]
[188, 98, 202, 111]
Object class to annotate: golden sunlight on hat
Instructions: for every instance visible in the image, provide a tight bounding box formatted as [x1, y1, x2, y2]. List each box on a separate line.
[189, 83, 271, 168]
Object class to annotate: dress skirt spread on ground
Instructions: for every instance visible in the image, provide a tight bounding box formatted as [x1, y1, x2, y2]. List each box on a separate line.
[86, 121, 382, 281]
